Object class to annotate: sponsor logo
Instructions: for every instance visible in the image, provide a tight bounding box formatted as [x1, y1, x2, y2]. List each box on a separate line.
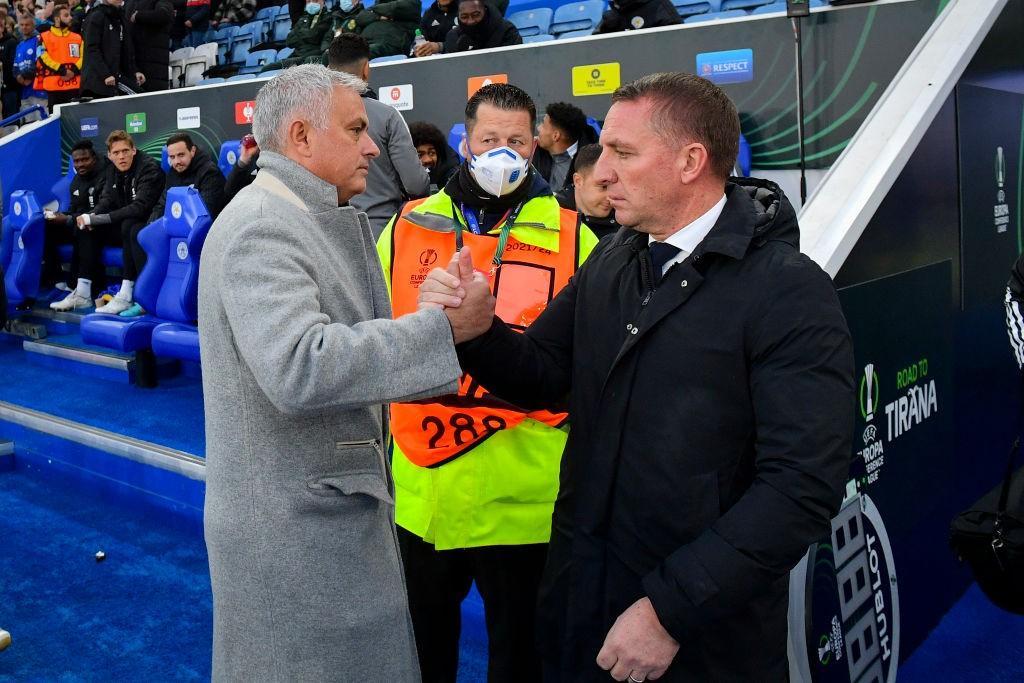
[379, 84, 414, 111]
[419, 249, 438, 267]
[80, 117, 99, 137]
[171, 201, 183, 219]
[126, 112, 147, 134]
[176, 241, 189, 260]
[571, 62, 621, 96]
[235, 100, 256, 125]
[859, 364, 878, 421]
[467, 74, 508, 99]
[995, 147, 1010, 233]
[177, 106, 201, 129]
[696, 49, 754, 85]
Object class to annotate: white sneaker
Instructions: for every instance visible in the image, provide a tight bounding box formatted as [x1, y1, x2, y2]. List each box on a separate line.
[50, 292, 93, 311]
[95, 297, 133, 315]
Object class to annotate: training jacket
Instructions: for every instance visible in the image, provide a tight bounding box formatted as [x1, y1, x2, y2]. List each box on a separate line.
[125, 0, 174, 91]
[595, 0, 681, 33]
[419, 0, 456, 43]
[150, 147, 226, 222]
[443, 6, 521, 52]
[456, 178, 854, 681]
[80, 2, 138, 97]
[91, 152, 165, 224]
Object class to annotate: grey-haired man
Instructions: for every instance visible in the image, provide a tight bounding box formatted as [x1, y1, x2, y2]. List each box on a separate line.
[198, 64, 463, 682]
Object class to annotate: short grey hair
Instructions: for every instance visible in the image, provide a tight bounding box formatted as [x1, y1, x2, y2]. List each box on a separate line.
[252, 65, 367, 153]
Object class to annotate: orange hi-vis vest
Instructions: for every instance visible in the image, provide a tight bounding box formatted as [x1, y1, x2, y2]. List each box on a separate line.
[34, 27, 83, 92]
[388, 196, 582, 468]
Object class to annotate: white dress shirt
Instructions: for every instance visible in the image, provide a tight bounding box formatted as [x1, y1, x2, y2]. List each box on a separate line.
[648, 194, 728, 276]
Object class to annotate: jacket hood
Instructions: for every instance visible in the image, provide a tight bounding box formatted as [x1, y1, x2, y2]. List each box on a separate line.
[730, 176, 799, 249]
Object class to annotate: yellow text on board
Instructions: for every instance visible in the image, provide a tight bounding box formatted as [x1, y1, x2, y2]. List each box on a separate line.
[572, 62, 621, 96]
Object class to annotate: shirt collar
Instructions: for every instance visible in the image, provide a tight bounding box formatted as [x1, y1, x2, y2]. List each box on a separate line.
[649, 194, 727, 254]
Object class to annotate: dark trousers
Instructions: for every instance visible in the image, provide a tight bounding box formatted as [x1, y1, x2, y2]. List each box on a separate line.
[42, 219, 114, 298]
[47, 90, 78, 111]
[41, 218, 75, 287]
[397, 526, 547, 683]
[120, 218, 147, 280]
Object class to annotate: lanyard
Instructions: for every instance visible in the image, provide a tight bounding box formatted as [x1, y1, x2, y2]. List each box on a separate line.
[451, 200, 525, 272]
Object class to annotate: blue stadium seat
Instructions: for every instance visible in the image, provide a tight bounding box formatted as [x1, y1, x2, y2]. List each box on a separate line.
[277, 46, 294, 60]
[198, 77, 226, 84]
[509, 8, 553, 36]
[672, 0, 719, 16]
[214, 25, 238, 63]
[272, 14, 292, 42]
[550, 1, 604, 36]
[721, 0, 770, 10]
[230, 24, 261, 63]
[523, 33, 555, 43]
[81, 187, 212, 359]
[51, 163, 75, 212]
[239, 48, 277, 74]
[151, 322, 201, 362]
[255, 6, 278, 21]
[161, 146, 170, 172]
[226, 73, 257, 81]
[737, 133, 751, 176]
[57, 244, 122, 270]
[0, 191, 45, 307]
[557, 27, 594, 39]
[750, 2, 784, 14]
[448, 123, 466, 160]
[586, 116, 601, 137]
[370, 54, 409, 64]
[218, 140, 242, 178]
[684, 8, 747, 22]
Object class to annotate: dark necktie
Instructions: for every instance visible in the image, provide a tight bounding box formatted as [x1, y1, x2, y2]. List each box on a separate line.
[649, 241, 682, 281]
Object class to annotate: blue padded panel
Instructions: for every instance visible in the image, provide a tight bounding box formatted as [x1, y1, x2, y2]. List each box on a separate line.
[80, 313, 159, 352]
[52, 163, 75, 212]
[219, 140, 242, 178]
[684, 8, 747, 21]
[246, 48, 278, 67]
[272, 16, 291, 42]
[1, 191, 45, 305]
[135, 187, 212, 323]
[586, 116, 601, 137]
[509, 8, 553, 36]
[161, 146, 170, 172]
[448, 123, 466, 161]
[558, 28, 594, 38]
[152, 322, 201, 362]
[550, 0, 604, 35]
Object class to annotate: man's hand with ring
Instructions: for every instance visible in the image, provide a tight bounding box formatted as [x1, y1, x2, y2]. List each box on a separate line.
[596, 597, 679, 680]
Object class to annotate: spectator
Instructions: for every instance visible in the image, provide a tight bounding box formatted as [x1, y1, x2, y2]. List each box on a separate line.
[169, 0, 187, 50]
[224, 134, 259, 202]
[412, 0, 454, 55]
[126, 0, 173, 91]
[180, 0, 210, 36]
[33, 3, 82, 110]
[595, 0, 680, 34]
[321, 0, 420, 60]
[150, 132, 225, 225]
[78, 129, 164, 317]
[80, 0, 144, 98]
[327, 33, 428, 235]
[409, 120, 458, 191]
[68, 0, 85, 32]
[284, 0, 330, 62]
[0, 17, 19, 128]
[209, 0, 255, 29]
[533, 101, 595, 194]
[48, 140, 111, 311]
[440, 0, 520, 54]
[13, 12, 46, 120]
[555, 143, 619, 238]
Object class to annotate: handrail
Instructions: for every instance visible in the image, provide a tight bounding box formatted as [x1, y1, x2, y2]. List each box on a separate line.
[0, 105, 48, 130]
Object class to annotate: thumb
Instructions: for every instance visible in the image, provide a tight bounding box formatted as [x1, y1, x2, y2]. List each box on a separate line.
[458, 246, 475, 281]
[445, 250, 460, 277]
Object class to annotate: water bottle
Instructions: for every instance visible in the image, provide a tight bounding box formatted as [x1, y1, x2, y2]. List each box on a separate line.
[410, 29, 426, 56]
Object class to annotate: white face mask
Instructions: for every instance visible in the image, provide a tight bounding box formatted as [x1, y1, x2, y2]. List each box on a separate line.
[469, 146, 530, 197]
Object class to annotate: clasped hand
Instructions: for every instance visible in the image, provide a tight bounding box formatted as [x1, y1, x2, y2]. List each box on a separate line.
[417, 246, 495, 344]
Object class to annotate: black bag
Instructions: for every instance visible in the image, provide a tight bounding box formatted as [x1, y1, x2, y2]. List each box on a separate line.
[950, 436, 1024, 614]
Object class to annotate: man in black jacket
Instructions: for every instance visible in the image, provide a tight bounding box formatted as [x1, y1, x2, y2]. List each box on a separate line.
[419, 72, 854, 682]
[80, 0, 145, 98]
[47, 140, 111, 310]
[555, 143, 618, 239]
[149, 131, 225, 222]
[0, 18, 18, 126]
[595, 0, 680, 34]
[533, 101, 596, 195]
[126, 0, 173, 91]
[439, 0, 519, 54]
[78, 129, 164, 316]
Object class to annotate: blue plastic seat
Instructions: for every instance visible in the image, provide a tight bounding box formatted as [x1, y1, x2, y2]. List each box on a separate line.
[161, 146, 171, 172]
[721, 0, 769, 9]
[226, 73, 257, 81]
[255, 6, 278, 21]
[81, 187, 212, 360]
[197, 77, 226, 84]
[509, 8, 553, 36]
[523, 33, 555, 43]
[239, 48, 277, 73]
[218, 140, 242, 178]
[557, 27, 594, 38]
[272, 14, 292, 42]
[1, 191, 45, 307]
[684, 8, 747, 22]
[448, 123, 466, 160]
[214, 25, 238, 63]
[276, 45, 294, 60]
[51, 162, 76, 212]
[370, 54, 409, 64]
[750, 2, 783, 13]
[550, 1, 604, 36]
[672, 0, 719, 17]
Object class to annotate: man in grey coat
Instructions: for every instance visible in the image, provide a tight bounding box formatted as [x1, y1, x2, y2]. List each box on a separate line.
[198, 64, 462, 681]
[328, 33, 429, 238]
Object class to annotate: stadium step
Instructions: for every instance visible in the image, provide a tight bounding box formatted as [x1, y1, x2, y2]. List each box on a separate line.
[21, 336, 178, 385]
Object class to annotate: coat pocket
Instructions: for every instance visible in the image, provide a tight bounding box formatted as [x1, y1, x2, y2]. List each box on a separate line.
[306, 472, 395, 506]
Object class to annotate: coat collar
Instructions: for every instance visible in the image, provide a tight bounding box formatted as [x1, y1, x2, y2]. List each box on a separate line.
[256, 151, 342, 214]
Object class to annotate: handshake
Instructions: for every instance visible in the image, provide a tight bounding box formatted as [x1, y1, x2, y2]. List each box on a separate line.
[417, 247, 496, 344]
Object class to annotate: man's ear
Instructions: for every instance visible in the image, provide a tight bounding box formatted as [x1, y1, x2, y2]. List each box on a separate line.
[287, 119, 315, 159]
[361, 60, 370, 83]
[678, 142, 710, 185]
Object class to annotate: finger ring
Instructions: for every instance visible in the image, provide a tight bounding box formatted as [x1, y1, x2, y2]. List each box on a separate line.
[628, 673, 645, 683]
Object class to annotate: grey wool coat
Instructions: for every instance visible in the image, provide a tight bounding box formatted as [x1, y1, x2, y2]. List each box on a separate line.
[198, 151, 462, 682]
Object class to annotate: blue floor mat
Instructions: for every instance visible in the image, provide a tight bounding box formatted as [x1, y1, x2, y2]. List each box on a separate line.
[0, 339, 205, 456]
